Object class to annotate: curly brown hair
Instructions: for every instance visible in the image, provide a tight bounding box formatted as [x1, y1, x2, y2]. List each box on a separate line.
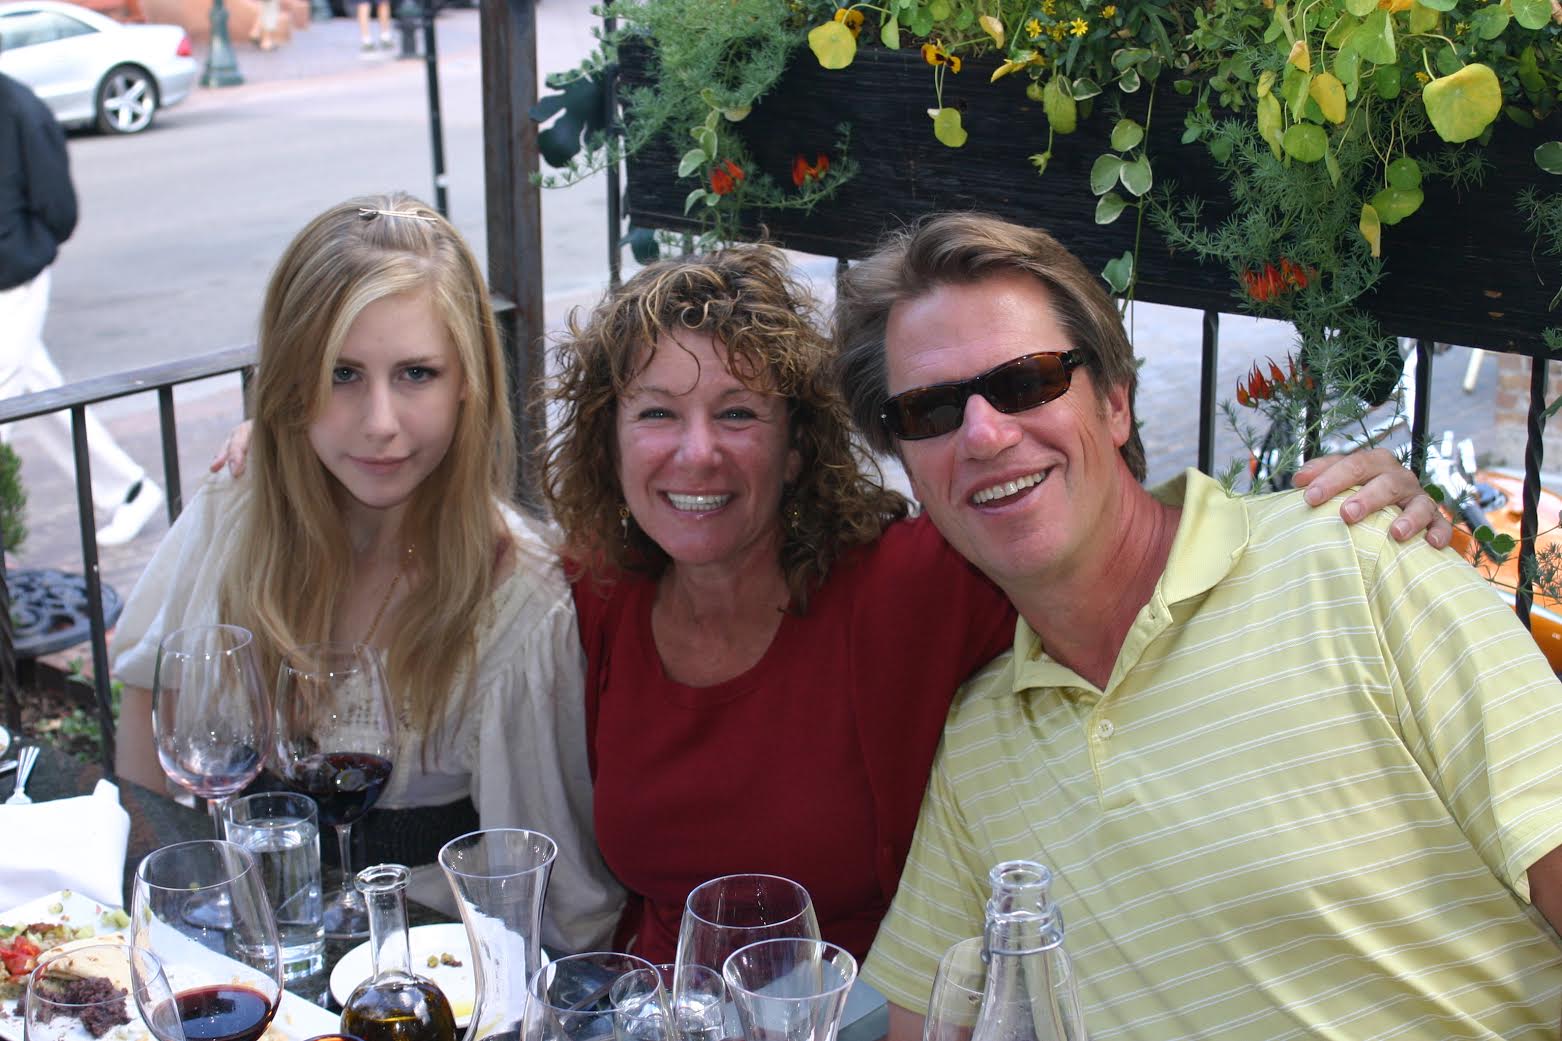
[540, 244, 909, 611]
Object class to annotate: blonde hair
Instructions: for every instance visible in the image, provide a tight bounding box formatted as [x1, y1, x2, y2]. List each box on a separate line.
[220, 193, 516, 745]
[541, 244, 907, 611]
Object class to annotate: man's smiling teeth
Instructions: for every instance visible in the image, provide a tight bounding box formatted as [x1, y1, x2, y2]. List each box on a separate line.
[971, 472, 1045, 505]
[667, 493, 731, 512]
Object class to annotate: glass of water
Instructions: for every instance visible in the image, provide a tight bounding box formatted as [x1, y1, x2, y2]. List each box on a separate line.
[224, 790, 325, 981]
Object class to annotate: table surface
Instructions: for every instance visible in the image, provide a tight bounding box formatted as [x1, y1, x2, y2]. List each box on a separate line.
[12, 744, 891, 1041]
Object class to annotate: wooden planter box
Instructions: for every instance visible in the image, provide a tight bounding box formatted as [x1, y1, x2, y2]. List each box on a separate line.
[622, 41, 1557, 355]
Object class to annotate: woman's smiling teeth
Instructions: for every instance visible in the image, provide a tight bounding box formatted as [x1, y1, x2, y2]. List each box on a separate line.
[971, 471, 1045, 505]
[667, 492, 732, 512]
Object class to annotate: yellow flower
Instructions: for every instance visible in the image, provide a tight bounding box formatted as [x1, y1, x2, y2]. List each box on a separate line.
[1049, 23, 1066, 39]
[1101, 4, 1117, 15]
[1454, 20, 1469, 32]
[1414, 70, 1431, 83]
[1069, 16, 1088, 35]
[1026, 17, 1042, 37]
[1042, 0, 1056, 13]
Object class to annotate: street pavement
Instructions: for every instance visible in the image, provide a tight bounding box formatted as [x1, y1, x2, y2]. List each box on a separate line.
[5, 4, 1502, 661]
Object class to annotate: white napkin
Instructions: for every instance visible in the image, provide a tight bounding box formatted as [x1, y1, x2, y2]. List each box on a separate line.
[0, 779, 131, 909]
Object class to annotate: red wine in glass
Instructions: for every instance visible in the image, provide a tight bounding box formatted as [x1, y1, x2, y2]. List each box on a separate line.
[173, 984, 279, 1041]
[281, 751, 393, 828]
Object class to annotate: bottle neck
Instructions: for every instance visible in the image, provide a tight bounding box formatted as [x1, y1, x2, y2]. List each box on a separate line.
[359, 864, 415, 979]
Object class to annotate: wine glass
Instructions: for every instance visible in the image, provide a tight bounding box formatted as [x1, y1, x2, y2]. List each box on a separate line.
[131, 839, 284, 1041]
[152, 624, 270, 837]
[271, 641, 396, 940]
[721, 938, 857, 1041]
[673, 874, 820, 983]
[26, 943, 173, 1041]
[521, 952, 662, 1041]
[922, 937, 986, 1041]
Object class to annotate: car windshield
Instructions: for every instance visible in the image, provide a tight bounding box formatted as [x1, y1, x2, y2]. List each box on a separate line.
[0, 9, 94, 50]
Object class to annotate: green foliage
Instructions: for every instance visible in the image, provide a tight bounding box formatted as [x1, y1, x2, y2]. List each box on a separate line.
[0, 441, 27, 555]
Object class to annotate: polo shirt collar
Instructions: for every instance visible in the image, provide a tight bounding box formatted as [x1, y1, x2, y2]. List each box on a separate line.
[1006, 468, 1251, 697]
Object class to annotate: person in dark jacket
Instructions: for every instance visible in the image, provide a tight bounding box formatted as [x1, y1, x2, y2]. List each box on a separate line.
[0, 56, 164, 546]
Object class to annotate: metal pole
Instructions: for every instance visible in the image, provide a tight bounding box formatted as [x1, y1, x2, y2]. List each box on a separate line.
[157, 386, 184, 522]
[422, 0, 448, 216]
[1409, 338, 1432, 477]
[69, 408, 116, 777]
[201, 0, 244, 87]
[604, 8, 621, 288]
[1517, 351, 1547, 631]
[1197, 310, 1219, 475]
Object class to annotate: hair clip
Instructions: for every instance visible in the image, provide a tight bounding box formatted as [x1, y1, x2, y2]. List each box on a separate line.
[358, 207, 439, 222]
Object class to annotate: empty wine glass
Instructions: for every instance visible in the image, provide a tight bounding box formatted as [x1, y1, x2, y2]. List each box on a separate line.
[26, 943, 173, 1041]
[673, 874, 819, 984]
[152, 625, 270, 836]
[131, 839, 284, 1041]
[721, 938, 857, 1041]
[522, 952, 662, 1041]
[273, 641, 396, 940]
[922, 937, 985, 1041]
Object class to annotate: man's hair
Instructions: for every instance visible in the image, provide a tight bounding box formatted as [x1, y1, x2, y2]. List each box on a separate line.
[834, 212, 1145, 481]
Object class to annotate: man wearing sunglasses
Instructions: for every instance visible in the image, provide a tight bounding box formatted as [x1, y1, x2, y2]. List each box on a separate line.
[836, 213, 1562, 1040]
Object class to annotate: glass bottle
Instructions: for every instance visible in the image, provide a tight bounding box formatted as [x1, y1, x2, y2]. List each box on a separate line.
[340, 864, 458, 1041]
[437, 829, 556, 1041]
[964, 860, 1088, 1041]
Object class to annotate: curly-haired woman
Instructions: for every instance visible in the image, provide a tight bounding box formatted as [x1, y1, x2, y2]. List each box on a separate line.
[541, 243, 1444, 963]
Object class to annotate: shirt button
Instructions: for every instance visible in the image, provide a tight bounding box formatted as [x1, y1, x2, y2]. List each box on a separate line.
[1095, 719, 1115, 740]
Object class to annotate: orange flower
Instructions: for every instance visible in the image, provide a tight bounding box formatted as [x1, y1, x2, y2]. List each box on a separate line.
[921, 42, 962, 72]
[833, 7, 865, 37]
[710, 159, 744, 195]
[1279, 257, 1311, 289]
[792, 153, 830, 187]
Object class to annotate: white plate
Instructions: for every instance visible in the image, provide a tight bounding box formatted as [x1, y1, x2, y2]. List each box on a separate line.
[329, 922, 545, 1028]
[0, 889, 339, 1041]
[0, 725, 11, 761]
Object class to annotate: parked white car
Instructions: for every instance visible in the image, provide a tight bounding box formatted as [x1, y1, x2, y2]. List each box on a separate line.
[0, 0, 196, 134]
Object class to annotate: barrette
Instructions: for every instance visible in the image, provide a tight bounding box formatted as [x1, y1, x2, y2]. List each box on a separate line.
[358, 207, 439, 222]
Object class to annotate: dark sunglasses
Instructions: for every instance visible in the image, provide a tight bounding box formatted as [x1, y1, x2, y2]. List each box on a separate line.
[880, 349, 1087, 441]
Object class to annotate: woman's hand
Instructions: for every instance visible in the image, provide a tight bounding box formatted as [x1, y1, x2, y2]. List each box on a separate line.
[1292, 448, 1453, 548]
[209, 420, 254, 478]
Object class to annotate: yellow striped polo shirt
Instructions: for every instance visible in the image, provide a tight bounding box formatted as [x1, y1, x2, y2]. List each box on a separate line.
[865, 469, 1562, 1040]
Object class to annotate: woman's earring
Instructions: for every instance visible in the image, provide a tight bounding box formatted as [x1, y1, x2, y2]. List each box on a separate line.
[784, 499, 803, 536]
[619, 504, 631, 544]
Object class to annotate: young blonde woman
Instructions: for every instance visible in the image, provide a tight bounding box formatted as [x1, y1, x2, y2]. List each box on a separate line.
[109, 193, 622, 951]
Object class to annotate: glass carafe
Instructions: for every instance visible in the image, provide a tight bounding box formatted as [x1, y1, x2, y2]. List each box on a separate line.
[926, 860, 1087, 1041]
[340, 863, 458, 1041]
[437, 829, 557, 1041]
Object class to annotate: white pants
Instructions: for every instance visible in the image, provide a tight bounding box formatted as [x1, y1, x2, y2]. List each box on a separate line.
[0, 268, 147, 511]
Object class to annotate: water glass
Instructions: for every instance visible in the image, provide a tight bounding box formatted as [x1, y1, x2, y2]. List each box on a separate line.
[922, 937, 985, 1041]
[643, 964, 728, 1041]
[523, 952, 661, 1041]
[674, 874, 819, 983]
[722, 938, 857, 1041]
[225, 791, 325, 981]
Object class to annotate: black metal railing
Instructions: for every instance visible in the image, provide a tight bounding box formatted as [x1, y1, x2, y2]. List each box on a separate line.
[0, 346, 257, 777]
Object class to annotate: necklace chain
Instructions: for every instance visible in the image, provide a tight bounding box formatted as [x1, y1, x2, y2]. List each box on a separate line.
[362, 544, 414, 646]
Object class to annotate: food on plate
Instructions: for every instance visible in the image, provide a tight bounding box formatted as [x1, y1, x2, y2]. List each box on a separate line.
[0, 924, 97, 994]
[28, 973, 131, 1038]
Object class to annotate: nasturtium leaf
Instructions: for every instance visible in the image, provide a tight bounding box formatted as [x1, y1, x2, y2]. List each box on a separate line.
[979, 13, 1003, 46]
[721, 106, 751, 122]
[1044, 77, 1078, 133]
[808, 20, 857, 69]
[1111, 118, 1145, 151]
[1386, 156, 1422, 188]
[909, 8, 932, 34]
[1283, 66, 1313, 118]
[1371, 185, 1424, 223]
[1407, 1, 1440, 32]
[1258, 92, 1285, 158]
[1120, 154, 1153, 195]
[1537, 141, 1562, 175]
[1512, 0, 1550, 29]
[1344, 0, 1375, 15]
[1325, 14, 1358, 48]
[1181, 124, 1201, 144]
[1491, 533, 1518, 554]
[1257, 70, 1276, 98]
[1264, 8, 1287, 42]
[677, 148, 708, 178]
[1311, 73, 1347, 122]
[1325, 149, 1342, 187]
[1090, 154, 1125, 195]
[1423, 63, 1502, 143]
[1360, 203, 1382, 257]
[954, 6, 974, 28]
[1473, 524, 1496, 543]
[1507, 106, 1537, 128]
[1102, 251, 1135, 293]
[1374, 64, 1402, 99]
[684, 188, 707, 214]
[1209, 135, 1234, 162]
[1434, 44, 1461, 76]
[1333, 48, 1360, 90]
[1469, 4, 1509, 39]
[1070, 78, 1103, 100]
[1424, 483, 1446, 502]
[1096, 191, 1129, 224]
[1287, 38, 1312, 71]
[880, 14, 901, 48]
[1283, 122, 1328, 161]
[1174, 78, 1195, 95]
[1416, 0, 1456, 10]
[1519, 46, 1544, 94]
[928, 0, 951, 18]
[1350, 10, 1396, 65]
[931, 107, 968, 147]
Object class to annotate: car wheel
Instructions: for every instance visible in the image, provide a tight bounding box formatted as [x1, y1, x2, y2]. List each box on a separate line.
[95, 64, 159, 135]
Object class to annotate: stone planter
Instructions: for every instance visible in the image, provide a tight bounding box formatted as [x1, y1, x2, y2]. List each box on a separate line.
[621, 41, 1557, 355]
